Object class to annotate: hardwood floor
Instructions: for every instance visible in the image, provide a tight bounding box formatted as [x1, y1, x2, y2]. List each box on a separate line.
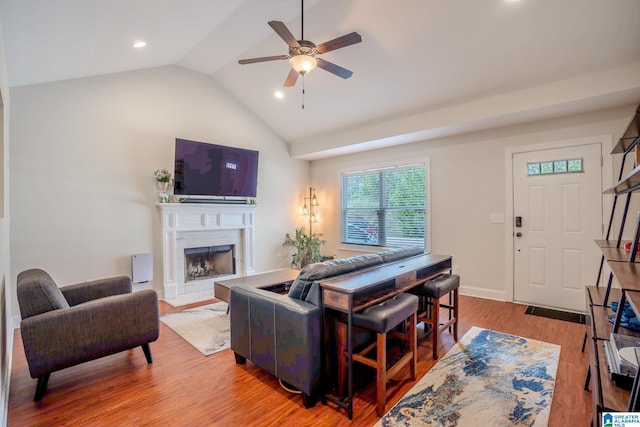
[8, 295, 591, 426]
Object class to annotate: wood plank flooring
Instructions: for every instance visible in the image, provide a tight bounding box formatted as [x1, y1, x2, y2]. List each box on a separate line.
[8, 295, 591, 426]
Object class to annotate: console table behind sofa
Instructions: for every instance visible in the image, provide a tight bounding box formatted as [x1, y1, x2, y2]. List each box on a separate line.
[320, 252, 452, 419]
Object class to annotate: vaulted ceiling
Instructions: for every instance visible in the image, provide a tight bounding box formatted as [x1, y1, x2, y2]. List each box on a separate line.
[1, 0, 640, 159]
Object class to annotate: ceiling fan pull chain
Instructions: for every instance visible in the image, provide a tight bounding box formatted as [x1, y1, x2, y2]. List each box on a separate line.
[301, 74, 305, 109]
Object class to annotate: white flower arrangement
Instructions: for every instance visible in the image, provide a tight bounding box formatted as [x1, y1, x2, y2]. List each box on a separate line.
[154, 168, 172, 183]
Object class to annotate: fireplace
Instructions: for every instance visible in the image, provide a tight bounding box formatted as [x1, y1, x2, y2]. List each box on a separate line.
[158, 203, 256, 299]
[184, 245, 236, 282]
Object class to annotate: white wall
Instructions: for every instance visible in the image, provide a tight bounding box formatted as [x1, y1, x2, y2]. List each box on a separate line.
[311, 105, 638, 301]
[9, 66, 308, 307]
[0, 13, 10, 426]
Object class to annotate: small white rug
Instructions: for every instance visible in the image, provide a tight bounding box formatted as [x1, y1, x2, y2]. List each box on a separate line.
[160, 302, 230, 356]
[162, 289, 216, 307]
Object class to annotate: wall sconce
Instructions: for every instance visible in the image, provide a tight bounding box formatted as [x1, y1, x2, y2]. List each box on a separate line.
[302, 187, 319, 234]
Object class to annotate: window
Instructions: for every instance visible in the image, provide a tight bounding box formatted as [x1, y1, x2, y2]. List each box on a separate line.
[341, 164, 427, 248]
[527, 158, 583, 176]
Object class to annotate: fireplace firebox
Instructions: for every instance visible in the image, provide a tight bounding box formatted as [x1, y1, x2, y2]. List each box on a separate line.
[184, 245, 236, 282]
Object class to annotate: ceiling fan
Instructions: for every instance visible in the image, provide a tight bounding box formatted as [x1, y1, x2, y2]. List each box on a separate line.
[238, 1, 362, 87]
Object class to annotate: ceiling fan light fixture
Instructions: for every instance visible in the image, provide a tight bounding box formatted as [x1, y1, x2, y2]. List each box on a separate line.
[289, 54, 317, 74]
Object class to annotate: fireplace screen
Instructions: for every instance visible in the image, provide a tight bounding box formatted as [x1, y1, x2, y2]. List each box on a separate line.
[184, 245, 236, 282]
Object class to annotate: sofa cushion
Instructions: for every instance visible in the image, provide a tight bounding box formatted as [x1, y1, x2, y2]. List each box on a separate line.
[288, 254, 384, 302]
[378, 246, 424, 263]
[17, 269, 70, 319]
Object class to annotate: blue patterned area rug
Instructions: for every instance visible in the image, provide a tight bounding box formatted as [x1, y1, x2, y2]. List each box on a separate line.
[375, 327, 560, 427]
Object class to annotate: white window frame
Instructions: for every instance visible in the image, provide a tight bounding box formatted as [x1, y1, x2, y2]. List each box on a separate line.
[338, 158, 431, 253]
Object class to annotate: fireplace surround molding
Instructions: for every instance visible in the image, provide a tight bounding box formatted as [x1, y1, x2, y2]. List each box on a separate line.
[157, 203, 256, 299]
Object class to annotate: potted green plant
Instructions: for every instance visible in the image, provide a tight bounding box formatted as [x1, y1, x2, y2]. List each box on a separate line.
[282, 227, 326, 269]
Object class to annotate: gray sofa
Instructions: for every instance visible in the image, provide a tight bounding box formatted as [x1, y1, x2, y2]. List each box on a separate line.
[229, 247, 423, 407]
[16, 268, 160, 401]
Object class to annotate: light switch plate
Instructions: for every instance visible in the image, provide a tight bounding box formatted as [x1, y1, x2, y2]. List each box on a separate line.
[490, 213, 505, 224]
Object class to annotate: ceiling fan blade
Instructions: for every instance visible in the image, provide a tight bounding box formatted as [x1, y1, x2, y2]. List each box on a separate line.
[268, 21, 300, 48]
[238, 55, 289, 65]
[284, 68, 299, 87]
[315, 32, 362, 54]
[316, 58, 353, 79]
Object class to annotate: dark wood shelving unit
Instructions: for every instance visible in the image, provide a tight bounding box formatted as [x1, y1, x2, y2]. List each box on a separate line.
[605, 165, 640, 195]
[595, 239, 622, 248]
[626, 292, 640, 323]
[612, 106, 640, 154]
[589, 285, 621, 307]
[609, 261, 640, 287]
[600, 246, 640, 263]
[586, 104, 640, 426]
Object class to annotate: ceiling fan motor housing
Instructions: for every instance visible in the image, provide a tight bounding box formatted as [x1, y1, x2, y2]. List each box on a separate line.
[289, 40, 318, 58]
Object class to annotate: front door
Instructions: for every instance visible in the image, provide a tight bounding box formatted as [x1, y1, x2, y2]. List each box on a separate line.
[513, 143, 602, 312]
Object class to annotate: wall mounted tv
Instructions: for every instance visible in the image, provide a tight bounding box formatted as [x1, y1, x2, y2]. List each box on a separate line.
[173, 138, 259, 198]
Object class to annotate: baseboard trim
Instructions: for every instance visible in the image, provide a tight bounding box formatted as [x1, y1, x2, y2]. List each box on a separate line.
[459, 285, 507, 302]
[10, 316, 19, 330]
[1, 323, 14, 427]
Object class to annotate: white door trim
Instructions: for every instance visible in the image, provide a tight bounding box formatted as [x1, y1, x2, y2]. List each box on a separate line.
[504, 134, 613, 303]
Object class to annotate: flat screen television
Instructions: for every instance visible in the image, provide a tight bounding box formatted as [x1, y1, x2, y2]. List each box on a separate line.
[173, 138, 259, 198]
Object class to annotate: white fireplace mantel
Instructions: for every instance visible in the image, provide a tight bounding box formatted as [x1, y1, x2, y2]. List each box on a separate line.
[157, 203, 256, 299]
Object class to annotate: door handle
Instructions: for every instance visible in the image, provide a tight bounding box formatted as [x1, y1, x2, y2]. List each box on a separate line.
[516, 232, 523, 237]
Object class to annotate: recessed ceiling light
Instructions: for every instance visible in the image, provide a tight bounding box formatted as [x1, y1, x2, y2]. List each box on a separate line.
[274, 91, 284, 99]
[133, 41, 147, 48]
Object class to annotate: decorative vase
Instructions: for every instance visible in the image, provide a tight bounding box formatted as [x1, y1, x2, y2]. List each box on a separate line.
[157, 181, 171, 203]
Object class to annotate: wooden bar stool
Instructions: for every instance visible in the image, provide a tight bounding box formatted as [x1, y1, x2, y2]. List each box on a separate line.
[350, 293, 419, 417]
[411, 273, 460, 359]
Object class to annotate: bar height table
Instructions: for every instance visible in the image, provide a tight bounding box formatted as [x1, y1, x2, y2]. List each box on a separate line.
[319, 253, 452, 419]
